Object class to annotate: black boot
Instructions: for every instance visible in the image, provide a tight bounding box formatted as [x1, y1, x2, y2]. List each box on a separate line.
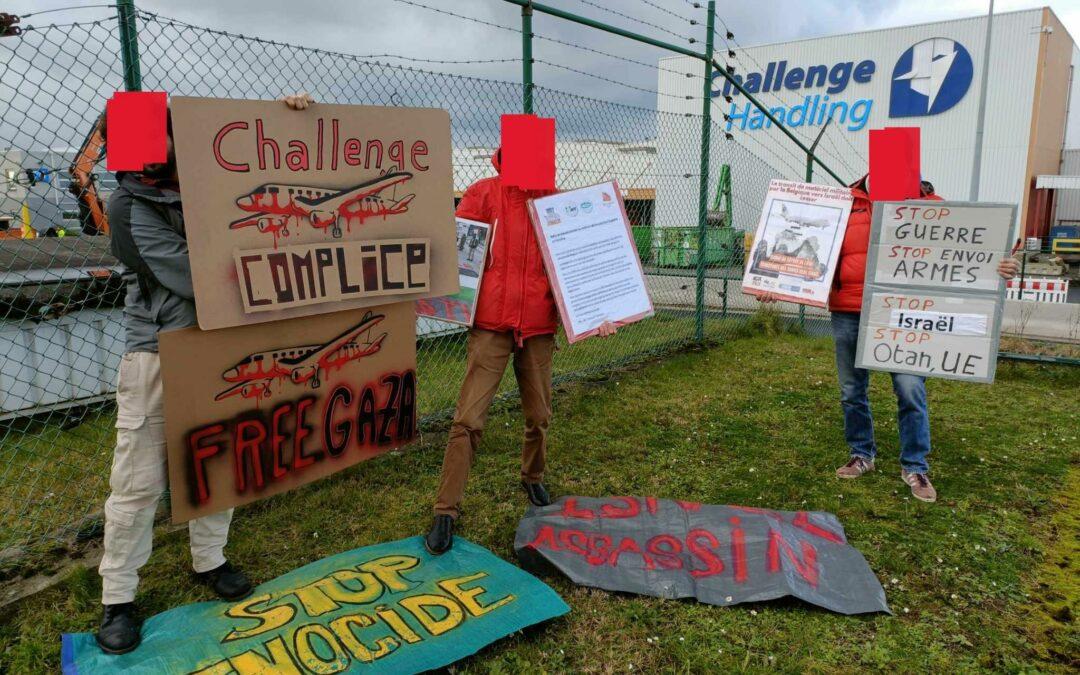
[425, 514, 455, 555]
[522, 481, 552, 507]
[196, 561, 253, 601]
[95, 602, 140, 655]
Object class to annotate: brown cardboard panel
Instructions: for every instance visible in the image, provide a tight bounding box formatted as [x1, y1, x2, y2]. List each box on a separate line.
[171, 97, 458, 330]
[160, 303, 417, 523]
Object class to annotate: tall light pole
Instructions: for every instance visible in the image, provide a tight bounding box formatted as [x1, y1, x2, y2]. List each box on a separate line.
[969, 0, 994, 201]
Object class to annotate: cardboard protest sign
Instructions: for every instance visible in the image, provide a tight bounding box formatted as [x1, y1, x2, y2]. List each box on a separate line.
[160, 305, 417, 522]
[62, 536, 570, 674]
[170, 97, 458, 330]
[527, 181, 654, 342]
[742, 179, 853, 307]
[416, 217, 489, 326]
[516, 496, 889, 615]
[856, 201, 1015, 383]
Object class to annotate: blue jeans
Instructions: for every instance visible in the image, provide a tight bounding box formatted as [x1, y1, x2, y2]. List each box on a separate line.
[831, 311, 931, 473]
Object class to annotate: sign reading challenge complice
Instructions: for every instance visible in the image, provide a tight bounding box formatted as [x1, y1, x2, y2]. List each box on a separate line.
[856, 201, 1015, 383]
[171, 97, 459, 331]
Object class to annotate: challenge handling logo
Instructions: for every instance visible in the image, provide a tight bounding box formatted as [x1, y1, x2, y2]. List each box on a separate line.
[889, 37, 974, 118]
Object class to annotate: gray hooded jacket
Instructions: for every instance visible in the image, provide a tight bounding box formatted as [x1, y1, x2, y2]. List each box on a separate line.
[107, 174, 196, 353]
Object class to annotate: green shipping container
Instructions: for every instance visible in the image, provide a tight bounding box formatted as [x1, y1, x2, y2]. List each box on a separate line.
[656, 227, 743, 268]
[631, 225, 653, 263]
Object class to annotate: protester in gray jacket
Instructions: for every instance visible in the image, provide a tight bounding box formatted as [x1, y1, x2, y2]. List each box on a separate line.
[95, 92, 314, 655]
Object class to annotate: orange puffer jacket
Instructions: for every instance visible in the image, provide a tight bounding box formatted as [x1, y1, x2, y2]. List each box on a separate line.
[455, 149, 559, 340]
[829, 176, 942, 312]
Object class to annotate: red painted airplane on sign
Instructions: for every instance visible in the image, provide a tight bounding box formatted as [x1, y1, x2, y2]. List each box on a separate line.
[214, 311, 387, 402]
[228, 171, 415, 246]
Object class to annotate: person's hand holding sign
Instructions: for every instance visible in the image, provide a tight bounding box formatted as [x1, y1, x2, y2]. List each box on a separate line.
[282, 91, 314, 110]
[996, 256, 1020, 280]
[597, 321, 618, 338]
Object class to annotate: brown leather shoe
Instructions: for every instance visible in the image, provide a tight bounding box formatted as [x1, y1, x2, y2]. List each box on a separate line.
[901, 470, 937, 502]
[836, 456, 875, 478]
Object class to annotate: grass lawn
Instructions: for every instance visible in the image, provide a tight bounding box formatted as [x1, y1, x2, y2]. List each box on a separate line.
[1, 333, 1076, 672]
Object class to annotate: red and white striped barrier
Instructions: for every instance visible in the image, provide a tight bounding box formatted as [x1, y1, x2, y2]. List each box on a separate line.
[1006, 277, 1070, 303]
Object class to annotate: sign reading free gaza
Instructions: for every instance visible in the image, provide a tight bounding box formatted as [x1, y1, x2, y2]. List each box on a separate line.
[62, 537, 569, 675]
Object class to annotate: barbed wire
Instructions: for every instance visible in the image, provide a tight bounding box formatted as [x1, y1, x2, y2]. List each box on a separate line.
[534, 33, 694, 79]
[536, 59, 699, 100]
[18, 4, 117, 19]
[574, 0, 696, 44]
[390, 0, 520, 35]
[390, 0, 694, 79]
[22, 16, 119, 32]
[357, 54, 519, 66]
[636, 0, 698, 24]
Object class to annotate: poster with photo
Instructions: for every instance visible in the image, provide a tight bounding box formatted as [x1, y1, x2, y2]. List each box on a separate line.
[416, 217, 490, 326]
[742, 179, 854, 307]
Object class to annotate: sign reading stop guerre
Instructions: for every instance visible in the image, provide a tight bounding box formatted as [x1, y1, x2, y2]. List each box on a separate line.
[856, 201, 1015, 383]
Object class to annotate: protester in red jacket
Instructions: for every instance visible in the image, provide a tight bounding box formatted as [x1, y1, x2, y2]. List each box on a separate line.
[459, 149, 559, 340]
[765, 176, 1018, 503]
[425, 148, 614, 554]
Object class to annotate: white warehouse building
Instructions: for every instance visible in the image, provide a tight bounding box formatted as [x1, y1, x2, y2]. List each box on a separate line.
[655, 6, 1079, 239]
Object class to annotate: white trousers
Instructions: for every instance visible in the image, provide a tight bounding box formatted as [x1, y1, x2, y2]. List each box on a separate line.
[99, 351, 234, 605]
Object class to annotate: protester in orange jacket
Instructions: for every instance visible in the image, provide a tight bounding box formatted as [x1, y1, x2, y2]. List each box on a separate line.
[763, 176, 1019, 503]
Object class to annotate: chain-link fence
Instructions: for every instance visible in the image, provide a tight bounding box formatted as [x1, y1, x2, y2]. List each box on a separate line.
[0, 6, 827, 558]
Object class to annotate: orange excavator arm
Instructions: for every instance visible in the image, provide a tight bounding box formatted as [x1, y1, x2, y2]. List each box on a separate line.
[67, 112, 109, 235]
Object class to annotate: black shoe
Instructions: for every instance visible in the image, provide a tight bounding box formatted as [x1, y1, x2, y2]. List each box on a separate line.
[95, 602, 140, 655]
[196, 561, 253, 601]
[522, 481, 552, 507]
[425, 514, 454, 555]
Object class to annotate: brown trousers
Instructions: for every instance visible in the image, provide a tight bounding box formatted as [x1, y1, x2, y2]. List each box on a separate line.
[434, 328, 555, 518]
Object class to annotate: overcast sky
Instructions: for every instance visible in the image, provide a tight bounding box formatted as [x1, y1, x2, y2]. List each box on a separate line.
[11, 0, 1080, 110]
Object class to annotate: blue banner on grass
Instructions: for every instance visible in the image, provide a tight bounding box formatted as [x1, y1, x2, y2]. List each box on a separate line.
[63, 536, 568, 674]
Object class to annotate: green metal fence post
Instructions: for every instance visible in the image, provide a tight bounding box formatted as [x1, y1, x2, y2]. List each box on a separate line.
[694, 0, 715, 343]
[116, 0, 141, 91]
[521, 2, 533, 114]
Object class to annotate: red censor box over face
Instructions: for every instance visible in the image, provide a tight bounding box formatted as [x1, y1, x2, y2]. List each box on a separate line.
[868, 127, 920, 202]
[500, 114, 555, 190]
[106, 91, 168, 172]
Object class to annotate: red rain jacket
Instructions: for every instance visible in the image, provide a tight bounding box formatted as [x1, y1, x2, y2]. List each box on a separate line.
[455, 149, 559, 340]
[829, 176, 943, 313]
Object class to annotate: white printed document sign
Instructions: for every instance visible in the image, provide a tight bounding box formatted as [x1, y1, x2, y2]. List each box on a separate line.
[856, 201, 1015, 383]
[742, 179, 854, 307]
[527, 181, 654, 343]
